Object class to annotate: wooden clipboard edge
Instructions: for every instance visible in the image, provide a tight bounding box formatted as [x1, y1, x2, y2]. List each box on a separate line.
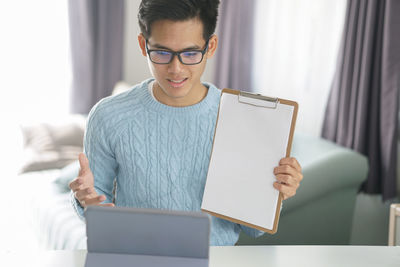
[278, 98, 299, 158]
[275, 98, 298, 234]
[221, 88, 240, 95]
[202, 88, 298, 235]
[201, 208, 277, 234]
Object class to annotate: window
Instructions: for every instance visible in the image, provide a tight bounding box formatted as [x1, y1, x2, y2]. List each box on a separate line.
[0, 0, 71, 122]
[252, 0, 347, 136]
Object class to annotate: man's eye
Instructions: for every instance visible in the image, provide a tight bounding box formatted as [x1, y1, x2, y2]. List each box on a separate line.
[154, 51, 171, 56]
[182, 51, 200, 57]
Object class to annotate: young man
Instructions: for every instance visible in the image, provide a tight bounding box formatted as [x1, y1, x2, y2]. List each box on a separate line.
[69, 0, 303, 246]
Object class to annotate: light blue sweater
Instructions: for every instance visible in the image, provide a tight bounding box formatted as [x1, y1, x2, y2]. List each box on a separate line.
[72, 78, 264, 245]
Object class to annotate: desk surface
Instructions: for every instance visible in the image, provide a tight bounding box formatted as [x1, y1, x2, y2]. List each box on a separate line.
[1, 246, 399, 267]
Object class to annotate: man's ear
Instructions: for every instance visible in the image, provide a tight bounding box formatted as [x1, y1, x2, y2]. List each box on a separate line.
[206, 34, 218, 59]
[138, 34, 147, 57]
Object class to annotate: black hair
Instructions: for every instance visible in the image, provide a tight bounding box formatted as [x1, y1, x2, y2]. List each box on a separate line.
[138, 0, 220, 41]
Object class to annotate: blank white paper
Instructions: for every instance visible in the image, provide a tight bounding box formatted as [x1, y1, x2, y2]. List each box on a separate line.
[201, 92, 294, 230]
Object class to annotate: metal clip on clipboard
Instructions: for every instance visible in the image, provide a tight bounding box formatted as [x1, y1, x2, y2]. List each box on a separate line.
[238, 91, 279, 109]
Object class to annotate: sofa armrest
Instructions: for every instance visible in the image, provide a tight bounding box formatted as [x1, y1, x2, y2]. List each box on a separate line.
[284, 133, 369, 212]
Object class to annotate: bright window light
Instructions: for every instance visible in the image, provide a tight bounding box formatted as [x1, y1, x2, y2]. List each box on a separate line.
[0, 0, 71, 123]
[252, 0, 347, 137]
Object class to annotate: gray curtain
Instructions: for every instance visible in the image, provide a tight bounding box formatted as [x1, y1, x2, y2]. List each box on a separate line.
[214, 0, 256, 92]
[68, 0, 125, 114]
[322, 0, 400, 200]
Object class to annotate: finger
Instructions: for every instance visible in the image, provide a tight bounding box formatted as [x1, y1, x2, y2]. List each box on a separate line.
[69, 178, 83, 191]
[274, 164, 303, 183]
[279, 157, 302, 172]
[98, 203, 115, 207]
[74, 187, 95, 201]
[82, 195, 107, 206]
[274, 167, 303, 187]
[273, 182, 296, 200]
[274, 164, 298, 177]
[275, 174, 299, 186]
[78, 152, 90, 176]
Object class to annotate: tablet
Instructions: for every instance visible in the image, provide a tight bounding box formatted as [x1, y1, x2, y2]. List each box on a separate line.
[84, 206, 210, 267]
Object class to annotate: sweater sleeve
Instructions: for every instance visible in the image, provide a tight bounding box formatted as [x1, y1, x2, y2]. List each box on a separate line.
[71, 101, 118, 219]
[71, 190, 85, 220]
[239, 225, 265, 238]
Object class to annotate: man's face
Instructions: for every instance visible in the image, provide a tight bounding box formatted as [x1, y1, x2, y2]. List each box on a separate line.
[138, 18, 218, 107]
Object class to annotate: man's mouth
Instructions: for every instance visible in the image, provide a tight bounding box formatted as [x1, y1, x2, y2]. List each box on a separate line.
[167, 78, 188, 88]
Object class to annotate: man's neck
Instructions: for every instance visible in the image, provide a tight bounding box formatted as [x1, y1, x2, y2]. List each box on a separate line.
[152, 83, 208, 107]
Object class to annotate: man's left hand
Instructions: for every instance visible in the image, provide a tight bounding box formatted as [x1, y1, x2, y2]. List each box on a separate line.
[273, 157, 303, 200]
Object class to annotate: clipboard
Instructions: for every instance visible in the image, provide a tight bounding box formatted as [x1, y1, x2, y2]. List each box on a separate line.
[201, 89, 298, 234]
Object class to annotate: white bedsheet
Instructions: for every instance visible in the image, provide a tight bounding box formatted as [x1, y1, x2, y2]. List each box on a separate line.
[2, 169, 86, 251]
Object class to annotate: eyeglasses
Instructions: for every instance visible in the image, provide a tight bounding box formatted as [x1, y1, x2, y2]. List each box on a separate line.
[145, 39, 210, 65]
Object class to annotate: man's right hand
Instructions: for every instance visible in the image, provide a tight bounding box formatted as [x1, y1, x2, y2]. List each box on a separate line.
[69, 153, 115, 208]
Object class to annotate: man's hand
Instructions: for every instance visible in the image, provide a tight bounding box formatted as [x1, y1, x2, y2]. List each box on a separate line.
[273, 157, 303, 200]
[69, 153, 115, 208]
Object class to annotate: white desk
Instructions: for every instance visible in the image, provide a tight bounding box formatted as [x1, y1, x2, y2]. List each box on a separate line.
[1, 246, 399, 267]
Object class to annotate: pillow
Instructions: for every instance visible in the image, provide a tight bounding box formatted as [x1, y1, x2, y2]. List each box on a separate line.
[19, 115, 86, 173]
[54, 160, 80, 192]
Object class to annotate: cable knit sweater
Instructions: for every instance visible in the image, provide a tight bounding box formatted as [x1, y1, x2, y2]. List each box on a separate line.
[72, 78, 264, 245]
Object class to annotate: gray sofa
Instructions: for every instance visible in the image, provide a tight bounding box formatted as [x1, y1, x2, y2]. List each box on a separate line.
[20, 131, 368, 249]
[237, 133, 368, 245]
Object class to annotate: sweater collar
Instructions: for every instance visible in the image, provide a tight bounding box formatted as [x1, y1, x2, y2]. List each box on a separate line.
[139, 78, 221, 116]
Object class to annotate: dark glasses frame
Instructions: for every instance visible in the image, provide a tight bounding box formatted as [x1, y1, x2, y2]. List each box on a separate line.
[145, 39, 210, 65]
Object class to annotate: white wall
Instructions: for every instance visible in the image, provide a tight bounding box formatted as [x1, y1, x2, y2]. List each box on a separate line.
[123, 0, 150, 85]
[123, 0, 216, 86]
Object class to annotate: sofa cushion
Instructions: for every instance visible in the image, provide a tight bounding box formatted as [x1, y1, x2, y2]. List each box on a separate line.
[19, 115, 86, 173]
[287, 133, 368, 212]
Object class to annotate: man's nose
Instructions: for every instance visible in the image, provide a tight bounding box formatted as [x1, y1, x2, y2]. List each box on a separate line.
[167, 54, 183, 73]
